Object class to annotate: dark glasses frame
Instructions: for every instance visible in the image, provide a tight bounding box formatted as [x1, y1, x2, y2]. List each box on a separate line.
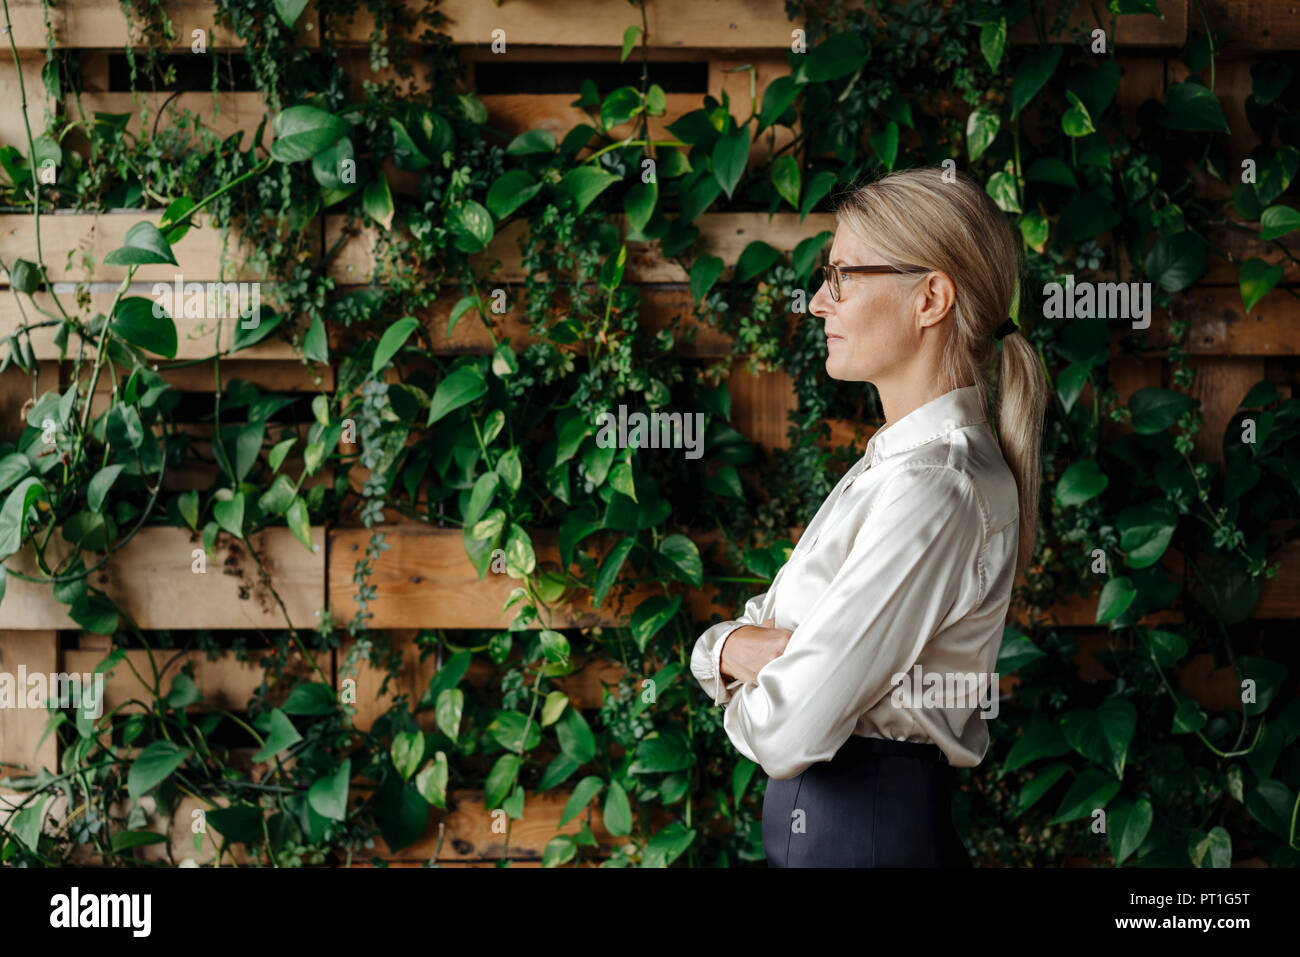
[822, 252, 933, 302]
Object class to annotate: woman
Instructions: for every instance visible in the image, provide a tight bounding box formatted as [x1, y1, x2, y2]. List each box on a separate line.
[690, 167, 1047, 867]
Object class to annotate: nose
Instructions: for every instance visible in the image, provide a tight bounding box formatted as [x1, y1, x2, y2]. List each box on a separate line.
[808, 279, 833, 321]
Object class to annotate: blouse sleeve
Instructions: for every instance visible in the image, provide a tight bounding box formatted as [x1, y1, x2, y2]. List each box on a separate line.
[690, 587, 771, 707]
[722, 466, 988, 779]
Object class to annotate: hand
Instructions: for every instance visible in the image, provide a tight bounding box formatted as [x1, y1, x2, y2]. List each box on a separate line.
[719, 615, 793, 685]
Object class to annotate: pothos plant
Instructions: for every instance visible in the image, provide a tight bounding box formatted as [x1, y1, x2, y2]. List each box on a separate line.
[1, 0, 1297, 867]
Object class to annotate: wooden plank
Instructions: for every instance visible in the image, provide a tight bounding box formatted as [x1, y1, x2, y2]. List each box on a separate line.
[1204, 0, 1300, 51]
[0, 55, 48, 149]
[327, 211, 836, 284]
[2, 526, 325, 630]
[1202, 222, 1300, 285]
[0, 631, 60, 777]
[0, 360, 59, 443]
[0, 212, 264, 283]
[375, 786, 622, 861]
[67, 92, 272, 148]
[1190, 356, 1265, 464]
[1173, 287, 1300, 355]
[727, 365, 796, 451]
[1256, 540, 1300, 617]
[479, 91, 700, 148]
[327, 525, 729, 629]
[1009, 0, 1186, 46]
[341, 0, 803, 48]
[4, 0, 320, 50]
[62, 646, 330, 715]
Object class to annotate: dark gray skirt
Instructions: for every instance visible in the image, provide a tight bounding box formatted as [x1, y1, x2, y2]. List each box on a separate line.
[761, 734, 972, 867]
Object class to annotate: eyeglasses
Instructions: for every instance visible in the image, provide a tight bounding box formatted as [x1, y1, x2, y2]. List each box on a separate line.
[821, 251, 933, 302]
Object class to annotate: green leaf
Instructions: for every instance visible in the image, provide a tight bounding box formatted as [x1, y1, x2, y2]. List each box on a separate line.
[965, 108, 1000, 162]
[541, 690, 569, 727]
[1096, 576, 1138, 624]
[985, 171, 1021, 213]
[559, 775, 605, 826]
[758, 75, 800, 130]
[1055, 459, 1108, 507]
[1161, 81, 1231, 133]
[1108, 797, 1153, 865]
[302, 313, 329, 363]
[281, 681, 336, 715]
[1118, 501, 1178, 569]
[771, 155, 800, 210]
[205, 804, 264, 844]
[270, 105, 347, 163]
[9, 258, 41, 294]
[272, 0, 309, 27]
[505, 129, 557, 156]
[980, 19, 1006, 71]
[1049, 768, 1121, 824]
[1061, 90, 1095, 137]
[213, 493, 245, 539]
[558, 166, 620, 214]
[485, 754, 521, 810]
[307, 759, 351, 821]
[591, 535, 635, 607]
[503, 523, 535, 578]
[603, 780, 633, 836]
[630, 594, 681, 653]
[372, 316, 421, 375]
[102, 221, 178, 266]
[127, 740, 190, 799]
[486, 169, 543, 220]
[556, 707, 596, 764]
[631, 727, 693, 773]
[1011, 46, 1062, 119]
[391, 730, 425, 781]
[251, 709, 302, 762]
[1239, 257, 1283, 310]
[0, 477, 46, 560]
[689, 255, 724, 304]
[286, 496, 312, 550]
[868, 120, 899, 171]
[620, 24, 641, 61]
[111, 296, 177, 358]
[658, 534, 702, 586]
[435, 688, 463, 746]
[87, 464, 124, 513]
[427, 365, 487, 425]
[415, 751, 449, 808]
[1144, 231, 1207, 292]
[1129, 387, 1194, 434]
[712, 126, 751, 199]
[363, 174, 395, 230]
[1259, 205, 1300, 241]
[258, 473, 296, 516]
[447, 199, 494, 252]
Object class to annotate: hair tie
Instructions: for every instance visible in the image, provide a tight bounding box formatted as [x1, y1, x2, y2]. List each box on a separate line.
[994, 317, 1018, 340]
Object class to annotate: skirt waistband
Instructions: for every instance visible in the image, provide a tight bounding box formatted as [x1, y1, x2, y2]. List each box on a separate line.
[836, 734, 949, 765]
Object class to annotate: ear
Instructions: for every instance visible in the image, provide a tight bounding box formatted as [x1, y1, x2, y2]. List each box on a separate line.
[915, 270, 957, 331]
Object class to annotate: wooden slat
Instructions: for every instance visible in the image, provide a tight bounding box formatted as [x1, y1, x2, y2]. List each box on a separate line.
[728, 365, 796, 451]
[0, 55, 48, 149]
[1205, 0, 1300, 51]
[62, 646, 330, 715]
[328, 525, 731, 629]
[342, 0, 803, 48]
[3, 0, 320, 50]
[2, 526, 325, 630]
[67, 92, 272, 148]
[0, 360, 59, 442]
[1190, 356, 1265, 464]
[0, 631, 60, 776]
[1173, 287, 1300, 355]
[327, 211, 835, 284]
[375, 786, 622, 861]
[0, 212, 264, 283]
[1008, 0, 1186, 46]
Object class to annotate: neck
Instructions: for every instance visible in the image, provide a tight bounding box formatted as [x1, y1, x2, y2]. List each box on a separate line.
[875, 375, 952, 427]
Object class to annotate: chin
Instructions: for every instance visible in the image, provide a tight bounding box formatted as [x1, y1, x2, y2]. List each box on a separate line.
[824, 355, 869, 382]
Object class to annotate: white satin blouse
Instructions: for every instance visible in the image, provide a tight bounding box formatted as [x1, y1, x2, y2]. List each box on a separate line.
[690, 385, 1019, 779]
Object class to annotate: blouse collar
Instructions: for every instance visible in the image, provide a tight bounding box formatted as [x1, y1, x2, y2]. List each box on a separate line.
[863, 385, 988, 467]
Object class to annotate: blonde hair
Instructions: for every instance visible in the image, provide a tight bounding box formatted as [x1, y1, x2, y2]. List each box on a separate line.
[833, 166, 1047, 580]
